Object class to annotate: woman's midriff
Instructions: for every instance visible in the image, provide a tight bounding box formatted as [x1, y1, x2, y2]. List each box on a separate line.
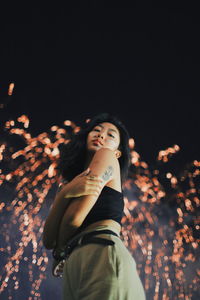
[83, 219, 121, 235]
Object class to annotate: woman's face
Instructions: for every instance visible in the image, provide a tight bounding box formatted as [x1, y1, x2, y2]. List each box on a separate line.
[86, 122, 121, 153]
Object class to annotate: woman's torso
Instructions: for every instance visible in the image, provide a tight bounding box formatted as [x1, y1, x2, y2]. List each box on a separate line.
[81, 178, 122, 235]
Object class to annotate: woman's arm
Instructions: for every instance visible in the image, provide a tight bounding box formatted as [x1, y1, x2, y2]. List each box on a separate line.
[42, 183, 73, 249]
[55, 148, 120, 250]
[42, 169, 103, 249]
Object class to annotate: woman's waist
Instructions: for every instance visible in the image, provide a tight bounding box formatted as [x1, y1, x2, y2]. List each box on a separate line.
[52, 223, 121, 265]
[79, 219, 121, 236]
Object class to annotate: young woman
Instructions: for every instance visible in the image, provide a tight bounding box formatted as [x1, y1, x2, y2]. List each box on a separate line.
[43, 113, 146, 300]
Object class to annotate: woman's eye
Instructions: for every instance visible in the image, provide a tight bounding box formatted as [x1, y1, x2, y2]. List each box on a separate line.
[108, 133, 115, 138]
[94, 128, 100, 132]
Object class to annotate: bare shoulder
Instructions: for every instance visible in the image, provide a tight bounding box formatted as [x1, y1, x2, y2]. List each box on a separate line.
[92, 147, 119, 168]
[94, 147, 118, 160]
[89, 147, 121, 187]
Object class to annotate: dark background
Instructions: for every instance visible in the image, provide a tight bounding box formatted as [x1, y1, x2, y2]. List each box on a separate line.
[1, 5, 199, 168]
[0, 5, 200, 299]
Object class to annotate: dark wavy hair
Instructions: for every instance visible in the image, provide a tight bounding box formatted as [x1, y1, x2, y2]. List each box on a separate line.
[56, 113, 131, 185]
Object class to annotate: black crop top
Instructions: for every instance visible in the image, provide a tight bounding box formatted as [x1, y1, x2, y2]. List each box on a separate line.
[79, 185, 124, 231]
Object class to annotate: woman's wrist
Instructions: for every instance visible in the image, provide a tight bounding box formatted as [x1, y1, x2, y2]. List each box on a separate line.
[53, 184, 72, 213]
[63, 181, 74, 199]
[56, 181, 73, 202]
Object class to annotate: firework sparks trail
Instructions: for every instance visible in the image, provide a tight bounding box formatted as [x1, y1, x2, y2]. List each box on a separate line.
[0, 83, 15, 109]
[0, 115, 199, 300]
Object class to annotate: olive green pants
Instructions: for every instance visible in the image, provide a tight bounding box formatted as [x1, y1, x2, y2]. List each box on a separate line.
[62, 225, 146, 300]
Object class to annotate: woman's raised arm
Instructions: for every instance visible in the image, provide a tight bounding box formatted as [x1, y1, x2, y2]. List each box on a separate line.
[42, 169, 103, 249]
[55, 148, 120, 250]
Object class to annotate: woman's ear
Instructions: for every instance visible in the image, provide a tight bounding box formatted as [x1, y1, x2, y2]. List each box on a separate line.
[115, 150, 122, 159]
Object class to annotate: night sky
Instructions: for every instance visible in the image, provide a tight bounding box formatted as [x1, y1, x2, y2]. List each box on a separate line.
[1, 5, 199, 167]
[1, 6, 200, 299]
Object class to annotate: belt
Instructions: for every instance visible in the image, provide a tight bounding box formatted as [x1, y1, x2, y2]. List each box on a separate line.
[52, 229, 119, 261]
[52, 229, 119, 277]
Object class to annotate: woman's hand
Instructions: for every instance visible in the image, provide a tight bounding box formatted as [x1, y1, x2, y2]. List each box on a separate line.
[64, 168, 103, 199]
[44, 169, 101, 251]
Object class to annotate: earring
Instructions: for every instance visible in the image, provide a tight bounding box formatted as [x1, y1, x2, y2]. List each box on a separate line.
[116, 151, 121, 158]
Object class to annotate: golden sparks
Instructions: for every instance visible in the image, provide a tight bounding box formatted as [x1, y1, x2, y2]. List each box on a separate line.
[0, 115, 199, 299]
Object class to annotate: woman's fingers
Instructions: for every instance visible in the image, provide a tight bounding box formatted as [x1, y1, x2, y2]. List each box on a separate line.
[77, 168, 91, 177]
[86, 176, 103, 185]
[64, 172, 104, 199]
[86, 186, 102, 196]
[85, 182, 103, 194]
[87, 174, 102, 181]
[81, 168, 91, 176]
[86, 179, 103, 185]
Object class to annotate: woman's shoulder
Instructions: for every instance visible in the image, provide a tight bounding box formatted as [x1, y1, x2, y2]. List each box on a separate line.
[93, 148, 121, 188]
[94, 147, 118, 162]
[93, 148, 120, 171]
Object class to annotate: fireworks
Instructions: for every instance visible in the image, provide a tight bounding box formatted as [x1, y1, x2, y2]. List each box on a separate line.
[0, 83, 15, 109]
[0, 115, 199, 300]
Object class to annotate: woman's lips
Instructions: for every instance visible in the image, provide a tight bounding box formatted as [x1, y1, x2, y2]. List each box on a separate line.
[92, 140, 102, 146]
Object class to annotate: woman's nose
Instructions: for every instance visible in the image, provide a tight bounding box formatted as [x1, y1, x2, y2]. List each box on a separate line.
[97, 132, 104, 139]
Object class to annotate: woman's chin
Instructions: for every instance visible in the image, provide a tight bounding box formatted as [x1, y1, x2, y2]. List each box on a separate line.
[88, 144, 102, 151]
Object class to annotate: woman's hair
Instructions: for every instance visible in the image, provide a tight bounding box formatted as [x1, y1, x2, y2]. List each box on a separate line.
[56, 113, 131, 184]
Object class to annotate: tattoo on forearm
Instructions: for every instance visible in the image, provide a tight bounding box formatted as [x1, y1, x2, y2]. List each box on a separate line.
[101, 166, 114, 182]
